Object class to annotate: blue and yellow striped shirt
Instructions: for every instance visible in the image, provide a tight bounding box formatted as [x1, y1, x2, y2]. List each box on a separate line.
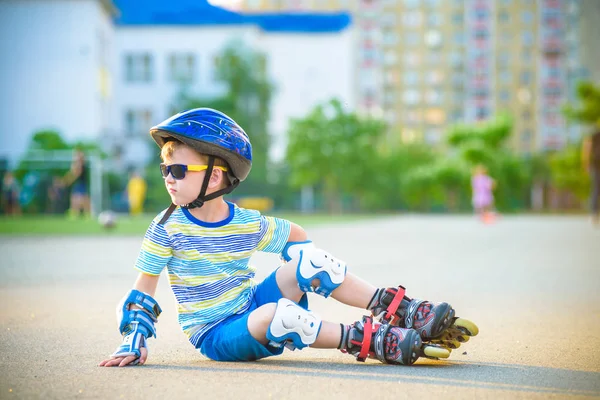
[134, 202, 291, 347]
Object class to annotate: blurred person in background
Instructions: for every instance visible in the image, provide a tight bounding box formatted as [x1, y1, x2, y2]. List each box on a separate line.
[471, 164, 496, 224]
[47, 176, 67, 214]
[582, 130, 600, 226]
[1, 171, 21, 215]
[127, 169, 147, 216]
[64, 149, 90, 218]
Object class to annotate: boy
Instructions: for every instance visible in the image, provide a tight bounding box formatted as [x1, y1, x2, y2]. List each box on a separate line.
[99, 108, 477, 368]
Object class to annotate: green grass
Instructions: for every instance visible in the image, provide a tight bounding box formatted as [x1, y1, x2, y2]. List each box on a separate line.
[0, 212, 388, 236]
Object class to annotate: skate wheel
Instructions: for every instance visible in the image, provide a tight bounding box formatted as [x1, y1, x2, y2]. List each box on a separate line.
[454, 318, 479, 336]
[422, 345, 450, 359]
[456, 335, 470, 343]
[431, 339, 461, 349]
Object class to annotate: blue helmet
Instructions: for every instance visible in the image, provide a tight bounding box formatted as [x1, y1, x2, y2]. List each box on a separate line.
[150, 108, 252, 181]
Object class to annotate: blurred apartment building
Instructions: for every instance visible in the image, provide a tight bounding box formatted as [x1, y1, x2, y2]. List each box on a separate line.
[0, 0, 353, 167]
[231, 0, 600, 153]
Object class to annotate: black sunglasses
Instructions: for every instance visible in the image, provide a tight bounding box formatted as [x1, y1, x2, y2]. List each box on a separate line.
[159, 163, 228, 180]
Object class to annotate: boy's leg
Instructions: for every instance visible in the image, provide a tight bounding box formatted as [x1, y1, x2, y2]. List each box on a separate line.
[278, 242, 478, 349]
[248, 299, 449, 366]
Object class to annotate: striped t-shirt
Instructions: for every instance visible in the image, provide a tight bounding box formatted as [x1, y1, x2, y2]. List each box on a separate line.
[134, 202, 291, 347]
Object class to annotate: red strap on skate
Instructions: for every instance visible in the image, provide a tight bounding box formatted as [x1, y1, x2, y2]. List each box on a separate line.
[357, 317, 373, 362]
[384, 286, 406, 323]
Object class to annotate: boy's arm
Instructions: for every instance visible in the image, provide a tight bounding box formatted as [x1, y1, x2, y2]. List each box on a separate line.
[99, 273, 161, 367]
[133, 272, 160, 297]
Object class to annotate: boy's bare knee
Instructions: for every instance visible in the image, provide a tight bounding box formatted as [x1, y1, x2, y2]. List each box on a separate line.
[257, 303, 277, 323]
[247, 303, 277, 344]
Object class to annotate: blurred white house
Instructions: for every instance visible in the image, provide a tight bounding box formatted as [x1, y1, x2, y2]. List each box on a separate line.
[0, 0, 354, 168]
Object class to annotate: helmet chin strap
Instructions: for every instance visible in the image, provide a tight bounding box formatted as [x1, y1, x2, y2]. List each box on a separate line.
[159, 156, 240, 225]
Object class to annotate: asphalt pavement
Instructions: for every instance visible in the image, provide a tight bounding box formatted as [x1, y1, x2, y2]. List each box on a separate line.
[1, 215, 599, 399]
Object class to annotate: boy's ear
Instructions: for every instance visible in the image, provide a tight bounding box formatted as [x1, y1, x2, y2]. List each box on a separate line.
[209, 168, 224, 187]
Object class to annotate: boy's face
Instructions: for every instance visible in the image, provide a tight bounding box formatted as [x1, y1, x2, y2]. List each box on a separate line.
[162, 146, 209, 206]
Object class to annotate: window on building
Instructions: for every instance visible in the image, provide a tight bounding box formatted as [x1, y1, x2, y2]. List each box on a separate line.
[474, 8, 489, 20]
[404, 52, 421, 67]
[425, 128, 441, 144]
[428, 13, 442, 27]
[124, 53, 153, 83]
[362, 48, 378, 63]
[452, 12, 464, 24]
[403, 90, 421, 105]
[425, 108, 445, 124]
[167, 53, 196, 83]
[124, 109, 153, 136]
[498, 52, 510, 68]
[403, 0, 419, 8]
[522, 31, 534, 47]
[520, 70, 533, 85]
[385, 71, 398, 85]
[499, 90, 510, 102]
[428, 70, 444, 85]
[361, 69, 376, 86]
[384, 91, 396, 105]
[427, 52, 442, 65]
[454, 31, 465, 46]
[542, 66, 561, 80]
[384, 50, 398, 65]
[425, 89, 443, 105]
[499, 10, 509, 22]
[403, 71, 420, 85]
[450, 52, 463, 68]
[404, 109, 421, 124]
[402, 11, 423, 27]
[452, 75, 464, 90]
[451, 109, 462, 122]
[382, 29, 399, 46]
[381, 13, 397, 27]
[404, 31, 420, 46]
[500, 70, 512, 83]
[522, 11, 534, 24]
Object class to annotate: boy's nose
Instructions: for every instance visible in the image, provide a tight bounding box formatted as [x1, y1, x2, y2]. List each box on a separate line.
[165, 173, 176, 184]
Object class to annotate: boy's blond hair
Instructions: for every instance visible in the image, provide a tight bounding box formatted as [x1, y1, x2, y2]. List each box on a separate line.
[161, 139, 230, 185]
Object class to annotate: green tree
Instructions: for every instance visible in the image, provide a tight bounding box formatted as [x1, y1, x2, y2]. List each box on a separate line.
[548, 144, 589, 201]
[362, 143, 436, 211]
[286, 99, 386, 212]
[563, 81, 600, 128]
[546, 80, 600, 206]
[404, 114, 529, 212]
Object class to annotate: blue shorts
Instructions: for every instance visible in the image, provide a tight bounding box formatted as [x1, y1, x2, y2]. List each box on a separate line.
[72, 183, 88, 195]
[198, 269, 308, 362]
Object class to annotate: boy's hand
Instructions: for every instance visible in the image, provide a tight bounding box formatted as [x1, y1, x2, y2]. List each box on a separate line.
[98, 347, 148, 367]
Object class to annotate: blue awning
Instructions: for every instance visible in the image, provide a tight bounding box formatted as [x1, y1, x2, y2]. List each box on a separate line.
[113, 0, 351, 33]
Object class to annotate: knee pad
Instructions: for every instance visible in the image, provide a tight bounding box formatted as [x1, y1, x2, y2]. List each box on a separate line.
[295, 247, 347, 297]
[266, 298, 322, 350]
[281, 240, 315, 262]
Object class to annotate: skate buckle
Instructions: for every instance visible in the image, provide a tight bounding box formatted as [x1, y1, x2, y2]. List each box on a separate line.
[357, 316, 373, 362]
[383, 286, 406, 324]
